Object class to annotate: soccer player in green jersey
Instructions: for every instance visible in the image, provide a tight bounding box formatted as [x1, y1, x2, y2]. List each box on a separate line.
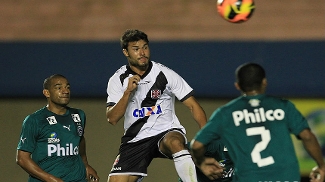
[16, 74, 99, 182]
[190, 63, 325, 182]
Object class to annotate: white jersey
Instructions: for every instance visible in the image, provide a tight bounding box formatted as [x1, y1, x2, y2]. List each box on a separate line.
[106, 61, 193, 143]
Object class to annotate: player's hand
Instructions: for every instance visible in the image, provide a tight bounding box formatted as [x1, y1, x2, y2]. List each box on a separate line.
[126, 75, 140, 92]
[199, 157, 224, 180]
[309, 166, 325, 182]
[86, 165, 100, 181]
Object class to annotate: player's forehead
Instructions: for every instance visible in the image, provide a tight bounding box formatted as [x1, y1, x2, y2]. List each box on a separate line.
[127, 39, 148, 48]
[49, 76, 69, 86]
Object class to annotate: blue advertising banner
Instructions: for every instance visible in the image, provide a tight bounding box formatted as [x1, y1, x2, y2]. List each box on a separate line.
[1, 41, 324, 98]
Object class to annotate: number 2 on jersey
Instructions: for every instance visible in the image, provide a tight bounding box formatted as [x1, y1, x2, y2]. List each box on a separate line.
[246, 126, 275, 167]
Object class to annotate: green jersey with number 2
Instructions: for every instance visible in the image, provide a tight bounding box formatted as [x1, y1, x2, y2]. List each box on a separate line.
[194, 94, 309, 182]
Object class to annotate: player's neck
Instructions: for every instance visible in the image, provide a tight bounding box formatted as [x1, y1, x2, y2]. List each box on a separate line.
[130, 66, 147, 76]
[46, 104, 67, 115]
[243, 90, 262, 96]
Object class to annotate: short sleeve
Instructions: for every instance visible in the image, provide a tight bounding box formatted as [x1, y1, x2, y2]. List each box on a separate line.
[106, 75, 125, 106]
[162, 67, 193, 101]
[17, 115, 39, 153]
[285, 101, 310, 137]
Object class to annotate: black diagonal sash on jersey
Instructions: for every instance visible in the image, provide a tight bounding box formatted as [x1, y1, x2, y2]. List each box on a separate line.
[119, 68, 134, 86]
[119, 62, 153, 85]
[121, 71, 168, 143]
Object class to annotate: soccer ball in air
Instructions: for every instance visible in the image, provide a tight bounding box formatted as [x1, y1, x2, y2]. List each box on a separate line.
[216, 0, 255, 23]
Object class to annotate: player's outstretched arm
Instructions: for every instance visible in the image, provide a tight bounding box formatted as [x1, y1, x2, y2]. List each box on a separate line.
[16, 150, 63, 182]
[190, 140, 224, 180]
[182, 96, 207, 128]
[299, 129, 325, 182]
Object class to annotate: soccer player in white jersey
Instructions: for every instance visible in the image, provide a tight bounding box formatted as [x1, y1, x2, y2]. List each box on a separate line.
[105, 29, 213, 182]
[190, 63, 325, 182]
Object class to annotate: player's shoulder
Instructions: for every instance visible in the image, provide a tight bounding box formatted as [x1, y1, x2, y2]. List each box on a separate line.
[227, 94, 292, 106]
[112, 65, 128, 76]
[28, 107, 49, 119]
[212, 97, 249, 116]
[151, 61, 183, 82]
[107, 65, 128, 85]
[67, 107, 85, 115]
[217, 98, 240, 112]
[23, 107, 49, 125]
[263, 95, 294, 107]
[151, 61, 174, 72]
[264, 94, 287, 101]
[67, 106, 82, 112]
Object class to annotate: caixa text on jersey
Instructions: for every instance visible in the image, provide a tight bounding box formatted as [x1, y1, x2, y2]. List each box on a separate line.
[133, 105, 162, 117]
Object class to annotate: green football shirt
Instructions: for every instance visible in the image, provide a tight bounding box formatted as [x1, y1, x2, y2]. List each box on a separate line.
[17, 107, 87, 182]
[194, 94, 309, 182]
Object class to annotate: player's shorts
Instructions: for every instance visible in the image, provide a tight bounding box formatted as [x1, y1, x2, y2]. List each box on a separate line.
[108, 128, 186, 177]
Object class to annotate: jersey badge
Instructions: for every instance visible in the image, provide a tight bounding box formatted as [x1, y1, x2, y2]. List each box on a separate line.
[248, 99, 260, 107]
[77, 125, 83, 136]
[71, 114, 81, 122]
[151, 89, 161, 99]
[46, 116, 57, 125]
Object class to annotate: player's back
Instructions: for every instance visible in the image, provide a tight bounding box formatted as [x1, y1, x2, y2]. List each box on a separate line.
[215, 94, 308, 181]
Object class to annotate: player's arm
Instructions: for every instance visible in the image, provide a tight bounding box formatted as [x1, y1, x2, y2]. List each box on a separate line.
[299, 129, 325, 182]
[16, 150, 63, 182]
[182, 96, 207, 128]
[106, 75, 140, 125]
[79, 136, 99, 181]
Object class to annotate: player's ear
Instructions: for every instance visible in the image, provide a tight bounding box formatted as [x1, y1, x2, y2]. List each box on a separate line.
[122, 49, 129, 57]
[261, 78, 267, 89]
[262, 78, 267, 86]
[43, 89, 50, 98]
[234, 82, 241, 91]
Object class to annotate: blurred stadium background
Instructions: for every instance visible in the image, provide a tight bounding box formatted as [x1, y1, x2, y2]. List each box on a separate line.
[1, 0, 324, 181]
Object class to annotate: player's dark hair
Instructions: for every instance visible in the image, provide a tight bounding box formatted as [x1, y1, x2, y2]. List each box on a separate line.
[235, 63, 265, 92]
[43, 74, 67, 89]
[120, 29, 149, 50]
